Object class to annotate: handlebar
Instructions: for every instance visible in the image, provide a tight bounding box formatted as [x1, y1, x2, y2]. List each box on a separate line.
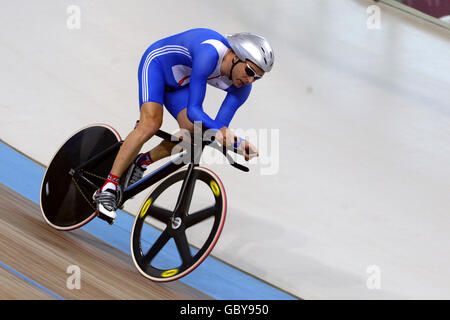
[155, 129, 249, 172]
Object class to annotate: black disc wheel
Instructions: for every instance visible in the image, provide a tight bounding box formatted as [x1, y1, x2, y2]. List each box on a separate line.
[131, 166, 227, 282]
[40, 124, 122, 230]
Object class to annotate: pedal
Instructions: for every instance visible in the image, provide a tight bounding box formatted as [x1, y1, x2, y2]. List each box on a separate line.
[97, 211, 115, 225]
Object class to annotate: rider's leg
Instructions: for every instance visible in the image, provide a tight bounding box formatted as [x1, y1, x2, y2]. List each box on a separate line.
[138, 139, 178, 164]
[109, 102, 163, 181]
[136, 107, 194, 165]
[93, 102, 163, 219]
[97, 101, 162, 195]
[135, 86, 193, 166]
[94, 46, 167, 220]
[176, 108, 195, 133]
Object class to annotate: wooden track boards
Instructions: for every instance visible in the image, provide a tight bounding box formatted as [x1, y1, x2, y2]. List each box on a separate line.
[0, 183, 212, 300]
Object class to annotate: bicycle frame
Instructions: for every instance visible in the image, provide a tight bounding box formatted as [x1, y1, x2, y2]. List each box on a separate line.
[122, 154, 187, 201]
[71, 129, 207, 213]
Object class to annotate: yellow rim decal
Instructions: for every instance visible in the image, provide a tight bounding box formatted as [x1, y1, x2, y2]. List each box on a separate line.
[161, 269, 178, 278]
[139, 198, 153, 219]
[210, 180, 220, 197]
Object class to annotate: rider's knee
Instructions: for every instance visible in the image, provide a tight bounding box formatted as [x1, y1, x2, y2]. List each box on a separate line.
[177, 109, 195, 133]
[135, 119, 161, 141]
[180, 122, 194, 133]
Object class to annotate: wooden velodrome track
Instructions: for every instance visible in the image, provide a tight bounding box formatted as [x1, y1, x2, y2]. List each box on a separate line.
[0, 182, 211, 300]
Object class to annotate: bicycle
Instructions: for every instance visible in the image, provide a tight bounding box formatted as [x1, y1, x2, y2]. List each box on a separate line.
[40, 123, 248, 282]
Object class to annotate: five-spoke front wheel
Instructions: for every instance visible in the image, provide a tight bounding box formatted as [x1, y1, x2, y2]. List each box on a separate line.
[130, 166, 226, 282]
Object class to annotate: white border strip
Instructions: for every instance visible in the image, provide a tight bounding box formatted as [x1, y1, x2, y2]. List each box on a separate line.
[377, 0, 450, 30]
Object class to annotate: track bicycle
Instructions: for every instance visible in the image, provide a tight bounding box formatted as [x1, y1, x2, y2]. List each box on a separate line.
[40, 123, 248, 282]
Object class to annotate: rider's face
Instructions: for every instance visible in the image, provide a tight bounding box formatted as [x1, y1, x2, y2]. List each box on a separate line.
[232, 59, 264, 88]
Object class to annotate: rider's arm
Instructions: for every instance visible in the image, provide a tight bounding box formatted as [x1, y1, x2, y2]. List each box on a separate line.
[186, 45, 224, 130]
[214, 84, 252, 128]
[215, 84, 252, 147]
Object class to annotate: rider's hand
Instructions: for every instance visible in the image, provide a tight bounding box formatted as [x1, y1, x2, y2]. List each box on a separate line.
[216, 127, 236, 147]
[238, 140, 259, 161]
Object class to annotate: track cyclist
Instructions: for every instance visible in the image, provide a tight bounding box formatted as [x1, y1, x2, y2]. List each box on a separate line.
[93, 28, 275, 222]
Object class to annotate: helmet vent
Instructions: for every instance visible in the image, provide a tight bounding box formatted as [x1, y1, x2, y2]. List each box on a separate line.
[264, 57, 267, 65]
[261, 46, 265, 53]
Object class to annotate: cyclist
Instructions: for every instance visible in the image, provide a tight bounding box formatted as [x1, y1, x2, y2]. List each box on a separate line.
[93, 28, 274, 221]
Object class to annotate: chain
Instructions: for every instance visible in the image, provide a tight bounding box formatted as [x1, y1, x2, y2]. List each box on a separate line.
[71, 177, 96, 211]
[80, 169, 107, 182]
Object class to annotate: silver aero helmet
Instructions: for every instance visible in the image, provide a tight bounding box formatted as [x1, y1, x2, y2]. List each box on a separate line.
[226, 32, 274, 73]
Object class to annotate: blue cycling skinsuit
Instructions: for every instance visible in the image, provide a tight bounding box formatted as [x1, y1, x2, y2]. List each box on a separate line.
[137, 28, 252, 130]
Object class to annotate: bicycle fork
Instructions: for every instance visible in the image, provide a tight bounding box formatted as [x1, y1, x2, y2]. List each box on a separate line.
[171, 162, 198, 229]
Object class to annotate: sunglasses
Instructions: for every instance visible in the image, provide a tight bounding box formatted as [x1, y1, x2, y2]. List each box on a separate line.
[245, 63, 263, 80]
